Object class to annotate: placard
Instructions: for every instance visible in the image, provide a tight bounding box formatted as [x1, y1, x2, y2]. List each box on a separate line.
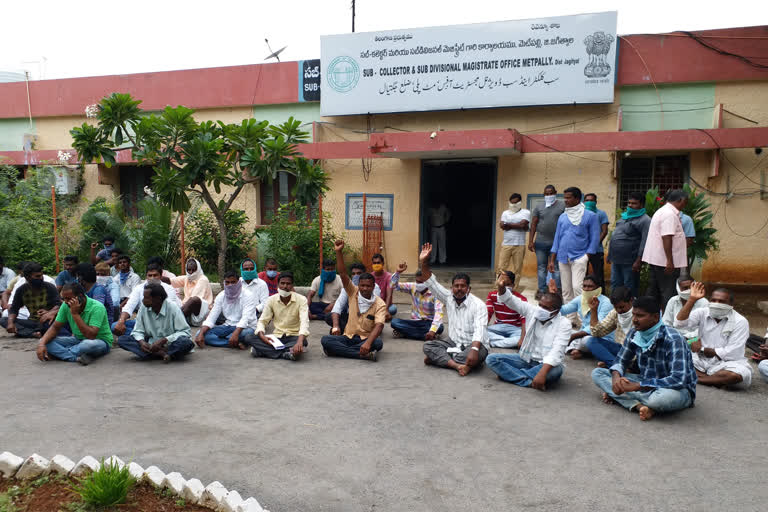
[321, 11, 617, 115]
[345, 194, 394, 231]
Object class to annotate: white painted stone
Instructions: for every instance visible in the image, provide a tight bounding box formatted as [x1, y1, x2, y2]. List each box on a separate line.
[127, 462, 144, 480]
[49, 455, 75, 475]
[220, 490, 243, 512]
[143, 465, 166, 488]
[237, 497, 265, 512]
[182, 478, 205, 504]
[0, 451, 24, 478]
[15, 453, 50, 480]
[103, 455, 125, 470]
[163, 471, 186, 495]
[757, 301, 768, 315]
[200, 481, 228, 509]
[71, 455, 100, 476]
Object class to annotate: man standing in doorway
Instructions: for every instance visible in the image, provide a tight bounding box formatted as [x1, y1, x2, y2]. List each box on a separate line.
[498, 193, 530, 289]
[641, 189, 688, 309]
[548, 187, 600, 310]
[608, 191, 651, 298]
[529, 185, 565, 298]
[583, 193, 609, 289]
[428, 201, 450, 265]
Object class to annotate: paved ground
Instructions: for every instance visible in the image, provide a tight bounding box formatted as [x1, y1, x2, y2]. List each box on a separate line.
[2, 283, 767, 511]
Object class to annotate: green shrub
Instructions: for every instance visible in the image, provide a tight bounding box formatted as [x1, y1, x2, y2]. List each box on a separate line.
[77, 196, 129, 259]
[123, 197, 182, 275]
[256, 201, 338, 286]
[187, 208, 255, 276]
[71, 458, 135, 507]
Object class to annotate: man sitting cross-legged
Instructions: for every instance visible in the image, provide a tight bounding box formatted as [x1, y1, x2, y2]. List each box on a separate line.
[485, 277, 570, 389]
[112, 263, 182, 336]
[592, 296, 697, 421]
[74, 263, 115, 324]
[116, 283, 194, 362]
[239, 258, 269, 316]
[390, 261, 444, 341]
[170, 258, 213, 327]
[326, 262, 381, 334]
[561, 274, 614, 359]
[662, 275, 709, 342]
[586, 286, 635, 366]
[113, 255, 141, 306]
[419, 243, 488, 376]
[486, 271, 526, 348]
[307, 258, 343, 321]
[321, 240, 386, 362]
[35, 283, 112, 365]
[675, 282, 752, 389]
[195, 271, 256, 349]
[245, 271, 310, 361]
[0, 263, 61, 338]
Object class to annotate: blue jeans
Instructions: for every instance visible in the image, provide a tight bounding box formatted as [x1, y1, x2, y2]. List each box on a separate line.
[487, 323, 523, 348]
[391, 318, 443, 340]
[585, 336, 623, 365]
[204, 325, 255, 347]
[591, 368, 692, 413]
[321, 335, 383, 359]
[610, 263, 638, 297]
[486, 353, 564, 387]
[117, 335, 194, 360]
[46, 336, 110, 362]
[535, 241, 561, 293]
[758, 360, 768, 383]
[111, 319, 136, 336]
[388, 304, 397, 316]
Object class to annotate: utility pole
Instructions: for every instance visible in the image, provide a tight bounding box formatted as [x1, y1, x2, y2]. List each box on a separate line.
[352, 0, 356, 32]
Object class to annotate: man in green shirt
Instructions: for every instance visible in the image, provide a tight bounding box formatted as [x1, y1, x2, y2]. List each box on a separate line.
[36, 283, 112, 365]
[116, 283, 193, 362]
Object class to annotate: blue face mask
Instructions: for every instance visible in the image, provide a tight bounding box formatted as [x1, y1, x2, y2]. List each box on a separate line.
[266, 270, 278, 279]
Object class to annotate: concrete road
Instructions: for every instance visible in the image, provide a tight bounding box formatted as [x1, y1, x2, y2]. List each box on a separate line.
[1, 321, 766, 512]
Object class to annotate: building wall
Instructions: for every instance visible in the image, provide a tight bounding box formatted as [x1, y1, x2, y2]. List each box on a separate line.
[0, 118, 34, 151]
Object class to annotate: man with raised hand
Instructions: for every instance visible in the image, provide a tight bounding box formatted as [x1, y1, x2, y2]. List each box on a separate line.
[320, 240, 386, 362]
[419, 243, 488, 376]
[390, 261, 444, 341]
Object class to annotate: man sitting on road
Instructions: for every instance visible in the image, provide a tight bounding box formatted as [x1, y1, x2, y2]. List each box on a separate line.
[560, 275, 614, 359]
[419, 243, 488, 376]
[327, 262, 381, 334]
[0, 255, 17, 294]
[371, 252, 397, 320]
[486, 271, 526, 348]
[675, 282, 752, 389]
[586, 286, 635, 366]
[74, 263, 115, 324]
[245, 271, 310, 361]
[113, 255, 141, 306]
[485, 277, 570, 390]
[35, 283, 112, 365]
[170, 258, 213, 327]
[321, 240, 386, 362]
[258, 258, 280, 296]
[307, 258, 343, 321]
[116, 283, 194, 362]
[240, 258, 269, 317]
[112, 263, 182, 336]
[55, 255, 80, 292]
[195, 271, 256, 349]
[390, 262, 444, 341]
[592, 296, 697, 421]
[662, 275, 709, 342]
[0, 263, 61, 338]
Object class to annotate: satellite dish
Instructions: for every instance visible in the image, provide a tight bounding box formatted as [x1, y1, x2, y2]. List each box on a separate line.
[264, 39, 287, 62]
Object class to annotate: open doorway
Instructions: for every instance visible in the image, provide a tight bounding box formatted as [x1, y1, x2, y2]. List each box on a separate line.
[420, 159, 497, 268]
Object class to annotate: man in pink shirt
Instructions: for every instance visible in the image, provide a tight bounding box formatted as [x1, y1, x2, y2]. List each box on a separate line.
[641, 189, 688, 310]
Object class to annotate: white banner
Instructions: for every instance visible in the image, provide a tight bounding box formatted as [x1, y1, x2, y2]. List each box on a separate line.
[321, 11, 617, 116]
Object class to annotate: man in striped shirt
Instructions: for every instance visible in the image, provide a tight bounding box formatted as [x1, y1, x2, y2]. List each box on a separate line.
[486, 271, 526, 348]
[419, 243, 489, 376]
[390, 262, 444, 341]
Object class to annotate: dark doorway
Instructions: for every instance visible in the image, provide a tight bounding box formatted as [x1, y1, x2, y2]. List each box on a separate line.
[420, 159, 497, 268]
[119, 165, 155, 217]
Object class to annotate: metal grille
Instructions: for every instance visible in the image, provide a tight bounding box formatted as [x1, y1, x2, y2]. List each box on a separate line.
[619, 155, 688, 206]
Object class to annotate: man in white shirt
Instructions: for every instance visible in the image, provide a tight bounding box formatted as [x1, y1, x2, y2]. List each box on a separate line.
[428, 201, 450, 265]
[307, 258, 343, 321]
[112, 263, 182, 336]
[486, 278, 571, 390]
[675, 282, 752, 389]
[661, 275, 708, 341]
[239, 258, 269, 318]
[419, 243, 488, 376]
[112, 255, 142, 306]
[498, 193, 530, 289]
[0, 256, 16, 293]
[195, 271, 256, 349]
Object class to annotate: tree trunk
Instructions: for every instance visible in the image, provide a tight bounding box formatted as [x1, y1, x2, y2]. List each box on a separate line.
[214, 211, 228, 281]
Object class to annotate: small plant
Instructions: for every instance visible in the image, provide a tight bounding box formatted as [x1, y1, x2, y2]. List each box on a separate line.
[71, 458, 135, 507]
[175, 497, 187, 507]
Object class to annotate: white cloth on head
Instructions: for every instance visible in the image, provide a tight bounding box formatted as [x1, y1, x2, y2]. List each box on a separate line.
[564, 203, 586, 226]
[185, 258, 204, 281]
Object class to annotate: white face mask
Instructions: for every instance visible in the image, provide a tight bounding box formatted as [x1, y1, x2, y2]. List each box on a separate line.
[534, 306, 557, 322]
[709, 303, 733, 320]
[617, 308, 634, 332]
[96, 276, 111, 286]
[277, 288, 291, 298]
[676, 280, 691, 301]
[414, 283, 428, 292]
[544, 195, 556, 207]
[508, 202, 522, 213]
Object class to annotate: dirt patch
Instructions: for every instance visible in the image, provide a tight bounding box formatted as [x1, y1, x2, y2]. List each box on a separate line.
[0, 475, 212, 511]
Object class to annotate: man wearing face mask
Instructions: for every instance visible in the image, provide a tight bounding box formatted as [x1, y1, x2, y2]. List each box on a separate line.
[371, 253, 397, 320]
[486, 277, 571, 389]
[170, 258, 213, 328]
[35, 283, 112, 365]
[390, 262, 444, 341]
[258, 258, 280, 296]
[321, 240, 386, 361]
[662, 276, 708, 342]
[419, 243, 489, 376]
[307, 259, 343, 321]
[239, 258, 269, 317]
[559, 275, 614, 359]
[583, 193, 609, 289]
[529, 185, 564, 298]
[498, 193, 530, 288]
[486, 271, 527, 348]
[675, 282, 752, 389]
[592, 296, 697, 421]
[586, 286, 634, 366]
[95, 262, 120, 315]
[196, 271, 256, 349]
[74, 263, 115, 324]
[0, 263, 61, 338]
[327, 262, 382, 335]
[112, 263, 182, 336]
[608, 192, 651, 297]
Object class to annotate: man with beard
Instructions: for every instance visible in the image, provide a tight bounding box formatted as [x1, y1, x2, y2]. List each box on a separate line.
[0, 262, 60, 338]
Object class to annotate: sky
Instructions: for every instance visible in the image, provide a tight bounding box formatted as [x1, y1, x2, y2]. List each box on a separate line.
[1, 0, 766, 80]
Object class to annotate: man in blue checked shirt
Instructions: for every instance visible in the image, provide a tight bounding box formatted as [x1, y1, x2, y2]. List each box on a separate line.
[591, 295, 697, 421]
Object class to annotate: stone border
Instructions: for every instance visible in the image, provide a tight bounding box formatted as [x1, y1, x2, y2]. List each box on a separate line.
[0, 451, 268, 512]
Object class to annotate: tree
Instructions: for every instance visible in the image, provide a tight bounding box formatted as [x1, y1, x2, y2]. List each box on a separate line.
[70, 93, 329, 277]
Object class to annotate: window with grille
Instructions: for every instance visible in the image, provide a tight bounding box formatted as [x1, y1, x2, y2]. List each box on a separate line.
[259, 171, 318, 224]
[618, 155, 689, 207]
